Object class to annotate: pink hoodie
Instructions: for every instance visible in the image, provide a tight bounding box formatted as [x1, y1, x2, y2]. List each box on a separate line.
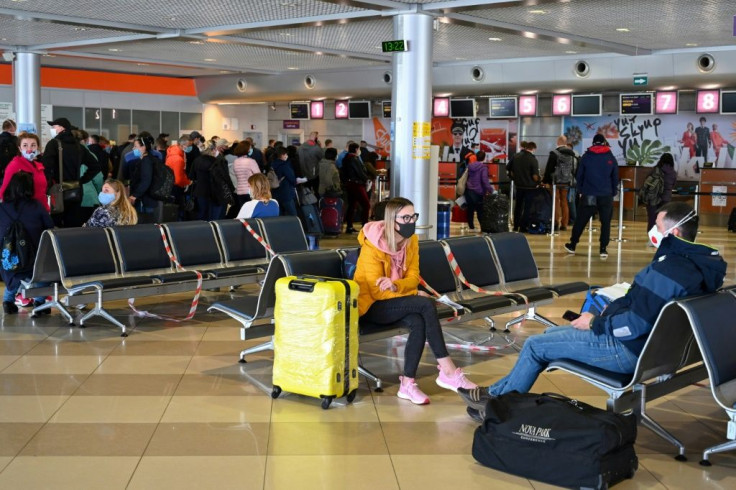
[360, 221, 408, 282]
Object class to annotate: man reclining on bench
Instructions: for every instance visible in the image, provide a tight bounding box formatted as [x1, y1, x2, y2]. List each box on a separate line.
[459, 202, 727, 420]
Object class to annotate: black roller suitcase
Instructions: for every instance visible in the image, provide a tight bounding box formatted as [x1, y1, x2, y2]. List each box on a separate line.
[472, 392, 638, 489]
[479, 193, 509, 233]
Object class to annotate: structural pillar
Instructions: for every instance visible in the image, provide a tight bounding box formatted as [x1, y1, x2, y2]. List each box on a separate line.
[14, 51, 42, 135]
[390, 11, 433, 232]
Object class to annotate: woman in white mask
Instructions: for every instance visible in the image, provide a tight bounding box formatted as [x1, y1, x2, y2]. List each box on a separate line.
[84, 179, 138, 227]
[0, 132, 49, 212]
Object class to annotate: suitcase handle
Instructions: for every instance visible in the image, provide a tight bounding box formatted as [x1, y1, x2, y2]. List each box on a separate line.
[288, 280, 316, 292]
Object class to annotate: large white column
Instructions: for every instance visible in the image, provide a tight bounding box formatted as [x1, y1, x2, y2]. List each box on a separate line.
[14, 52, 42, 134]
[390, 12, 433, 233]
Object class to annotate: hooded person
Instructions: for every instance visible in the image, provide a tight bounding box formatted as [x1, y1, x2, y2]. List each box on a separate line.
[354, 197, 478, 406]
[564, 133, 619, 258]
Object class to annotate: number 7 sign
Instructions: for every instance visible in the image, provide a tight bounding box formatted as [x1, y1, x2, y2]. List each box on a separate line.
[655, 91, 678, 114]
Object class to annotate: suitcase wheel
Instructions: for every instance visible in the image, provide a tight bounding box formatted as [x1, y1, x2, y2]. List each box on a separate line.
[346, 390, 357, 403]
[271, 386, 282, 399]
[321, 396, 334, 410]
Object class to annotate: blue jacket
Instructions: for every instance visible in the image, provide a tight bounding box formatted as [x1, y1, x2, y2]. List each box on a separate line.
[271, 158, 296, 205]
[576, 144, 619, 197]
[591, 235, 727, 355]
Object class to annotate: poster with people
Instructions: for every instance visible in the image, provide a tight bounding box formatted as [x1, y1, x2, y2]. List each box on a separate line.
[362, 116, 516, 164]
[564, 112, 736, 180]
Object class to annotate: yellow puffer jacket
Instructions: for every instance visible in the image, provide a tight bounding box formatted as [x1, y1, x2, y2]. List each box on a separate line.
[354, 225, 420, 316]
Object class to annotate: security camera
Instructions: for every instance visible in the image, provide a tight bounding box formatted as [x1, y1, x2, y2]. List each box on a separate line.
[1, 52, 15, 62]
[270, 102, 277, 111]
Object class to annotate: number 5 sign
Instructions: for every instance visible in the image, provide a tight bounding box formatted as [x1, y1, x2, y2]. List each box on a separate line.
[518, 95, 537, 116]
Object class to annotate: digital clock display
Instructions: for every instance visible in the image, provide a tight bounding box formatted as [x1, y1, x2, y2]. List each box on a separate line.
[382, 40, 407, 53]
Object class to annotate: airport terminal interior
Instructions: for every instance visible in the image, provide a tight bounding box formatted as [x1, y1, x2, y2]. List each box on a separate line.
[1, 0, 736, 488]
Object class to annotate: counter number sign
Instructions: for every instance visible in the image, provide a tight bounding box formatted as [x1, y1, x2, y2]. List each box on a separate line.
[382, 40, 407, 53]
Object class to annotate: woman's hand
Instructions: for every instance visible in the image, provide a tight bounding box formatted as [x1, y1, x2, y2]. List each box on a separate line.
[376, 277, 396, 292]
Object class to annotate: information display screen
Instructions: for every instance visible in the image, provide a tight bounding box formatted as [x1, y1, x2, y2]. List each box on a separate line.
[720, 91, 736, 114]
[489, 97, 518, 118]
[348, 101, 371, 119]
[655, 91, 678, 114]
[552, 94, 571, 116]
[696, 90, 719, 114]
[518, 95, 537, 116]
[620, 93, 653, 115]
[335, 100, 349, 119]
[571, 94, 602, 116]
[450, 99, 475, 118]
[382, 101, 391, 118]
[289, 102, 309, 120]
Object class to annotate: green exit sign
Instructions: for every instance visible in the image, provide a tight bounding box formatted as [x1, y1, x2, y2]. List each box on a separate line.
[382, 40, 407, 53]
[633, 76, 648, 86]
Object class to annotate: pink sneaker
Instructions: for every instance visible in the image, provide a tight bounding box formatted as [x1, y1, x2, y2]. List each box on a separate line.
[14, 294, 33, 308]
[397, 376, 430, 405]
[436, 367, 478, 392]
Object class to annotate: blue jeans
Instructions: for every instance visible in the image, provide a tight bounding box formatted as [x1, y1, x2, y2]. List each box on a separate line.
[196, 197, 224, 221]
[488, 325, 638, 396]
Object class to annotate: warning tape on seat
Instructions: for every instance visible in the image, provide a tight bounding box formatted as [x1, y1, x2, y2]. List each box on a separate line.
[128, 224, 203, 322]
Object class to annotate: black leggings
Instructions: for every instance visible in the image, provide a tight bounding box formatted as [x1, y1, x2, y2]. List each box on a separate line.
[362, 295, 450, 378]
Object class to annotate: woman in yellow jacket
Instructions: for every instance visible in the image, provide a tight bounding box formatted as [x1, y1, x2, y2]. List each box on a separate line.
[354, 197, 477, 405]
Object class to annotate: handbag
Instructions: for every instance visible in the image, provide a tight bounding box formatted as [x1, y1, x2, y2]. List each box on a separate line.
[456, 168, 469, 196]
[472, 392, 638, 489]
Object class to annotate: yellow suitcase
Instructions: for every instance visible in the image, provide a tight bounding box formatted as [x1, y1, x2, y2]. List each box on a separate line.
[272, 275, 359, 409]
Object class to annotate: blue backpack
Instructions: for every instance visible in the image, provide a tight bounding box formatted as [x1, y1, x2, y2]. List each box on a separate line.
[342, 247, 361, 279]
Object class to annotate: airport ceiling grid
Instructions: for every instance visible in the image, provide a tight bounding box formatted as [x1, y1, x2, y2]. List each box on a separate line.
[0, 0, 732, 79]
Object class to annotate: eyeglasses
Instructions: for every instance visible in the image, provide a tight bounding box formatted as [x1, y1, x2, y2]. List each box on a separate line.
[396, 213, 419, 224]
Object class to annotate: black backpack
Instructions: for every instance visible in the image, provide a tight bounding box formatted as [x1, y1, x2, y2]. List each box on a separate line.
[1, 203, 35, 272]
[638, 167, 664, 206]
[0, 134, 19, 183]
[552, 149, 574, 184]
[149, 157, 175, 201]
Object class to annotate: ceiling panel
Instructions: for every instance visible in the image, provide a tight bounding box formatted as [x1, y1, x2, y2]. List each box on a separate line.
[467, 0, 733, 51]
[0, 15, 137, 46]
[233, 18, 393, 56]
[38, 55, 226, 77]
[75, 38, 385, 72]
[0, 0, 368, 31]
[433, 21, 604, 62]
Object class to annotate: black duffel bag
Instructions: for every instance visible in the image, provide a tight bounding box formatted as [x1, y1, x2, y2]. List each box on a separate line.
[472, 392, 638, 489]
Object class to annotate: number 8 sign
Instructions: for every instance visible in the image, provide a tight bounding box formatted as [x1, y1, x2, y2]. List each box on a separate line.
[696, 90, 720, 114]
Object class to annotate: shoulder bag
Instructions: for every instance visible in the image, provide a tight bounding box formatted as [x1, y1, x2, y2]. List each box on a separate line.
[456, 168, 469, 196]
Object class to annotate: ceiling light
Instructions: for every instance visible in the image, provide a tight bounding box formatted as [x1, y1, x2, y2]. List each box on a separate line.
[73, 27, 87, 32]
[565, 50, 578, 54]
[528, 10, 546, 14]
[287, 67, 299, 70]
[455, 57, 467, 61]
[203, 58, 216, 62]
[136, 63, 148, 66]
[685, 43, 698, 47]
[189, 41, 204, 45]
[488, 37, 502, 42]
[108, 48, 121, 52]
[279, 32, 292, 37]
[315, 51, 323, 55]
[616, 28, 630, 32]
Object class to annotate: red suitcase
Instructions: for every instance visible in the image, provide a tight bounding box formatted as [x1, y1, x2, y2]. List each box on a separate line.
[320, 197, 344, 235]
[451, 204, 468, 223]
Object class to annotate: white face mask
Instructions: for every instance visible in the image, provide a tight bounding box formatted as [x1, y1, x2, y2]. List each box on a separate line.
[648, 211, 696, 248]
[49, 128, 57, 138]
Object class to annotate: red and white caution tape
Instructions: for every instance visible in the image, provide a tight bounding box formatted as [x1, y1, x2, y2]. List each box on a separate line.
[418, 276, 460, 321]
[240, 219, 275, 255]
[438, 241, 529, 326]
[128, 224, 203, 322]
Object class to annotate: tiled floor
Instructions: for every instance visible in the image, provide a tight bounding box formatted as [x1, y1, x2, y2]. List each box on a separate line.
[1, 219, 735, 489]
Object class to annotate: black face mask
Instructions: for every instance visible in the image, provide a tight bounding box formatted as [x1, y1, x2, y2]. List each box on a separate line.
[396, 221, 415, 239]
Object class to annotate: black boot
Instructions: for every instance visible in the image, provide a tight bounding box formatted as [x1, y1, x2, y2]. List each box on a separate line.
[3, 301, 19, 314]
